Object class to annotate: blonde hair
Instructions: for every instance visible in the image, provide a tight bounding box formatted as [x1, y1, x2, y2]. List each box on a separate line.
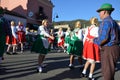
[75, 21, 81, 28]
[42, 19, 48, 25]
[18, 21, 23, 25]
[90, 17, 99, 26]
[59, 27, 63, 31]
[11, 21, 15, 26]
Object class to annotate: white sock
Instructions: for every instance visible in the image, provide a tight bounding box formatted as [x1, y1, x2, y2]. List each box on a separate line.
[69, 64, 73, 66]
[89, 73, 93, 78]
[38, 65, 42, 69]
[82, 69, 86, 74]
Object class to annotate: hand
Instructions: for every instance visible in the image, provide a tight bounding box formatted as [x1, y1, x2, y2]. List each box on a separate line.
[50, 36, 54, 40]
[99, 46, 102, 50]
[89, 39, 93, 43]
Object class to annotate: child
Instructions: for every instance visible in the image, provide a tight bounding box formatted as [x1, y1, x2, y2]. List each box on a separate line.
[67, 21, 83, 69]
[6, 21, 18, 55]
[31, 19, 54, 73]
[81, 17, 100, 80]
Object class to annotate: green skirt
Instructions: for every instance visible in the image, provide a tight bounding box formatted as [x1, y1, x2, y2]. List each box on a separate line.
[31, 36, 49, 55]
[0, 35, 6, 57]
[67, 40, 83, 56]
[65, 36, 71, 44]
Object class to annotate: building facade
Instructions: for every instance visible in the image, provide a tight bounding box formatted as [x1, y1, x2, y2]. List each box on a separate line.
[0, 0, 54, 29]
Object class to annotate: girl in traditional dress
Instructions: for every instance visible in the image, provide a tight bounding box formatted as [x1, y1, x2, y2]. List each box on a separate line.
[6, 21, 18, 55]
[67, 21, 83, 69]
[16, 21, 26, 53]
[57, 27, 65, 52]
[64, 27, 71, 49]
[81, 17, 100, 80]
[31, 19, 54, 73]
[48, 29, 54, 49]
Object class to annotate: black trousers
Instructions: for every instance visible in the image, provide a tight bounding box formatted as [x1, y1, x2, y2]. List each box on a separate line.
[100, 45, 120, 80]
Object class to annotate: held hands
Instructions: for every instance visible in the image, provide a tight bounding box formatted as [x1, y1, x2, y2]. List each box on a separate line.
[50, 36, 54, 40]
[86, 37, 93, 43]
[89, 39, 93, 43]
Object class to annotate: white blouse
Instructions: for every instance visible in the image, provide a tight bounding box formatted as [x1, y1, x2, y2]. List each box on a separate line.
[11, 26, 18, 39]
[83, 25, 99, 44]
[37, 25, 50, 37]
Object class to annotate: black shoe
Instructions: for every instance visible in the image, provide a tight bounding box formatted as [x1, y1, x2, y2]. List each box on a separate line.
[2, 57, 4, 60]
[80, 73, 87, 78]
[6, 52, 12, 55]
[12, 52, 18, 55]
[69, 65, 74, 69]
[88, 77, 95, 80]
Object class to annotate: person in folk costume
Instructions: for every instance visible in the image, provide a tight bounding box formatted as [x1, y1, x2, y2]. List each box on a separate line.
[81, 17, 100, 80]
[25, 27, 35, 49]
[67, 21, 83, 69]
[57, 27, 66, 52]
[48, 29, 54, 49]
[25, 27, 30, 49]
[53, 31, 58, 50]
[31, 19, 54, 73]
[0, 6, 12, 62]
[64, 27, 71, 50]
[6, 21, 18, 55]
[16, 21, 26, 53]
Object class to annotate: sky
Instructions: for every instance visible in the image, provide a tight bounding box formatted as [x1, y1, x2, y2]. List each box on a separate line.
[51, 0, 120, 22]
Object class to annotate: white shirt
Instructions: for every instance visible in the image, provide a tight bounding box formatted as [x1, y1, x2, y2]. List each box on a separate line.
[37, 25, 50, 48]
[11, 26, 18, 39]
[83, 25, 99, 44]
[16, 25, 26, 32]
[37, 25, 50, 37]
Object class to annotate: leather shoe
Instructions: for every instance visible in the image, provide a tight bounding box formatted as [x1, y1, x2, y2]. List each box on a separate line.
[80, 73, 87, 78]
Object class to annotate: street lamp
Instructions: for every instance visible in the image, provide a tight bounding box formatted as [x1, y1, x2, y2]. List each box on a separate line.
[53, 13, 59, 22]
[52, 13, 59, 29]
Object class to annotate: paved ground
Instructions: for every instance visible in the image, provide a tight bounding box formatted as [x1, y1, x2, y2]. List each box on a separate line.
[0, 50, 120, 80]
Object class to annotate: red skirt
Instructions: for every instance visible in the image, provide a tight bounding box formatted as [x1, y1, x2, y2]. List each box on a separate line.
[17, 31, 26, 43]
[58, 37, 64, 47]
[82, 39, 100, 62]
[48, 38, 54, 43]
[6, 36, 17, 45]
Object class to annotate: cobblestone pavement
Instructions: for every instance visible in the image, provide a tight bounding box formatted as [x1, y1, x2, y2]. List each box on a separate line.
[0, 50, 120, 80]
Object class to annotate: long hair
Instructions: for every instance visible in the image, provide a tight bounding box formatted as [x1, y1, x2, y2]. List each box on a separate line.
[75, 21, 81, 28]
[42, 19, 48, 25]
[90, 17, 99, 26]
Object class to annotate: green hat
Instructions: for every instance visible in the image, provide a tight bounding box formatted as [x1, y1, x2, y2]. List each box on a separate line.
[97, 3, 114, 12]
